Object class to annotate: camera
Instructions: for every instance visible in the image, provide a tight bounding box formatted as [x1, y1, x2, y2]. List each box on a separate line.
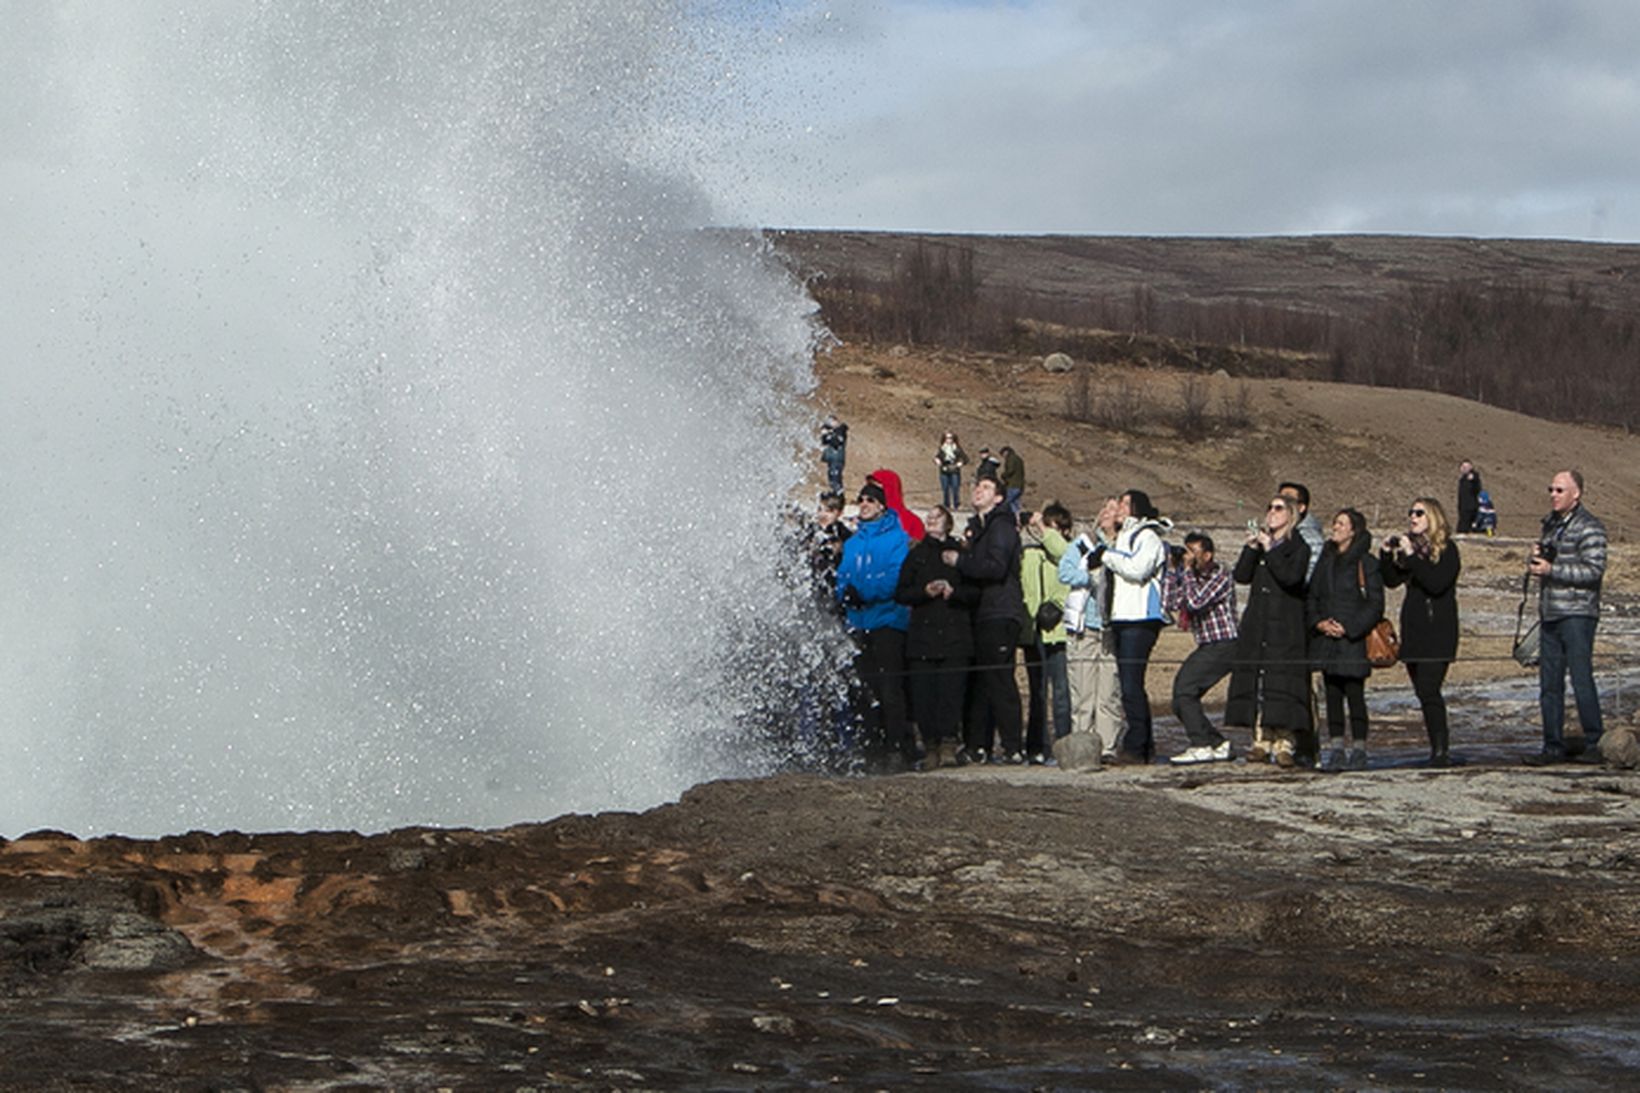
[1385, 534, 1403, 552]
[1535, 540, 1558, 562]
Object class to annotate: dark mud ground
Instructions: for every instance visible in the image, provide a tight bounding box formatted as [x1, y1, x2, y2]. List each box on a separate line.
[3, 714, 1639, 1091]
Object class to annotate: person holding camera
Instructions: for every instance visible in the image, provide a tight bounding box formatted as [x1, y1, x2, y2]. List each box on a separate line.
[943, 474, 1025, 765]
[1057, 497, 1125, 762]
[1380, 498, 1462, 767]
[1523, 470, 1607, 765]
[1225, 495, 1313, 768]
[1164, 532, 1240, 765]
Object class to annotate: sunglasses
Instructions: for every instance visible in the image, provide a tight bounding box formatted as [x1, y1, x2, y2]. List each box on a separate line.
[1408, 508, 1427, 517]
[1266, 503, 1287, 511]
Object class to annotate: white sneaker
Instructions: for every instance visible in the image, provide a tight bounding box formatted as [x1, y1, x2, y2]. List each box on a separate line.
[1170, 742, 1233, 765]
[1208, 740, 1232, 761]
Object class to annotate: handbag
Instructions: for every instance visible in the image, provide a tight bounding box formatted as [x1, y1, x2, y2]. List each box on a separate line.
[1512, 573, 1541, 668]
[1357, 560, 1398, 667]
[1030, 547, 1064, 631]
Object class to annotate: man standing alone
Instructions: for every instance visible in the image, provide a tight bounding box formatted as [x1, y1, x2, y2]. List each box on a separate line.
[1524, 470, 1607, 765]
[1457, 460, 1483, 534]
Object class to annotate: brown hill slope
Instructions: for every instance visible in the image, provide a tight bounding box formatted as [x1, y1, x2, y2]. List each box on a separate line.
[814, 344, 1640, 542]
[775, 230, 1640, 320]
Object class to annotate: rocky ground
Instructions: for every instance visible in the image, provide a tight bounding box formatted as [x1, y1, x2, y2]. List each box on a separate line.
[3, 753, 1639, 1090]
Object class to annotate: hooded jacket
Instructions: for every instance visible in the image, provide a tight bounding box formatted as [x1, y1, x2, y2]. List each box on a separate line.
[955, 504, 1024, 624]
[835, 510, 911, 633]
[1020, 526, 1070, 644]
[1100, 516, 1172, 623]
[1057, 534, 1110, 634]
[867, 468, 925, 542]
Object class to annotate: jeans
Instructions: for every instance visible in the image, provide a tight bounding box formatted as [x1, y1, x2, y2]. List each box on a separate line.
[1539, 614, 1603, 753]
[1111, 620, 1162, 760]
[1023, 639, 1071, 757]
[939, 470, 963, 509]
[1171, 639, 1237, 748]
[1004, 487, 1023, 515]
[823, 451, 845, 492]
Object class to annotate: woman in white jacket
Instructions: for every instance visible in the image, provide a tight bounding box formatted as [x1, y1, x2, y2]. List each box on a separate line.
[1099, 489, 1172, 762]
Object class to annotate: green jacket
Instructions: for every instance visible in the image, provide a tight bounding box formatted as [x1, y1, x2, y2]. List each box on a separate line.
[1020, 527, 1070, 644]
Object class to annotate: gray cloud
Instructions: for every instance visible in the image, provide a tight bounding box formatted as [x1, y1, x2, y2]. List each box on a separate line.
[695, 0, 1640, 239]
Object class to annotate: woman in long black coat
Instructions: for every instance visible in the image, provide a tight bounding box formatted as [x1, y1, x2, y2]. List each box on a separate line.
[1380, 497, 1462, 767]
[1224, 495, 1313, 767]
[895, 505, 978, 764]
[1307, 509, 1385, 772]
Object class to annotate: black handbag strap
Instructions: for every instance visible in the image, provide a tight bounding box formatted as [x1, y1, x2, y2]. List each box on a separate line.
[1514, 572, 1534, 644]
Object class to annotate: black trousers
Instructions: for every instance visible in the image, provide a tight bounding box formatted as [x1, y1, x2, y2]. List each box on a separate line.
[908, 655, 969, 749]
[1406, 659, 1451, 756]
[853, 628, 911, 759]
[964, 618, 1022, 756]
[1322, 673, 1369, 743]
[1171, 639, 1237, 747]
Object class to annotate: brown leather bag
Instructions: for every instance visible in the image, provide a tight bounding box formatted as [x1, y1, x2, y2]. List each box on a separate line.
[1358, 560, 1399, 667]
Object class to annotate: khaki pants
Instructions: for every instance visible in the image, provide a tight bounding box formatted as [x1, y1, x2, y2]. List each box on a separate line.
[1066, 629, 1124, 756]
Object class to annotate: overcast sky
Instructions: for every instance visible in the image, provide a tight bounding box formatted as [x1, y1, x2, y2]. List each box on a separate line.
[691, 0, 1640, 240]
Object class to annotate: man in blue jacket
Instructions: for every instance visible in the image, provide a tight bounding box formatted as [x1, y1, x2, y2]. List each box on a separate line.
[836, 481, 913, 770]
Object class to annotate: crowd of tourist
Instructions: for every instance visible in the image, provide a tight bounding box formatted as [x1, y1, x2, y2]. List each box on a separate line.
[809, 420, 1610, 774]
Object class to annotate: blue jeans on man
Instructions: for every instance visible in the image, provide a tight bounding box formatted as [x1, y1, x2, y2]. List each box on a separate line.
[939, 470, 962, 509]
[1539, 614, 1603, 755]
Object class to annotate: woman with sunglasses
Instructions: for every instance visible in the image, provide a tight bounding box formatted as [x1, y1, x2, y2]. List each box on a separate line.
[1224, 495, 1314, 767]
[1380, 498, 1462, 767]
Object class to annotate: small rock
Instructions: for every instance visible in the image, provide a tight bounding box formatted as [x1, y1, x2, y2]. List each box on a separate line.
[752, 1014, 796, 1035]
[1042, 352, 1074, 373]
[1599, 726, 1639, 769]
[888, 345, 909, 358]
[1056, 733, 1104, 773]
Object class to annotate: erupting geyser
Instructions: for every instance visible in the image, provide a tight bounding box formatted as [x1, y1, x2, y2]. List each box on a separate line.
[0, 3, 835, 836]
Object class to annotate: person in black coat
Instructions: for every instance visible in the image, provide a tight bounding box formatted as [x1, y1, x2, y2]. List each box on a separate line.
[1456, 460, 1482, 534]
[1225, 495, 1313, 767]
[1307, 510, 1385, 772]
[1381, 497, 1462, 767]
[943, 475, 1025, 763]
[896, 505, 978, 765]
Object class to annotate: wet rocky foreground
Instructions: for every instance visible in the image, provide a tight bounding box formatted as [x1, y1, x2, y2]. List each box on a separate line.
[3, 748, 1639, 1091]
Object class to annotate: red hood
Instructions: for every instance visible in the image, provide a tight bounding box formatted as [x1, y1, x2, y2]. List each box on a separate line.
[867, 468, 925, 541]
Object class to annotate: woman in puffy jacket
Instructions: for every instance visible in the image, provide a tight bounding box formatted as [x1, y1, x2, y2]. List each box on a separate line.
[1307, 509, 1384, 772]
[1225, 494, 1313, 768]
[1380, 498, 1461, 767]
[1098, 489, 1171, 762]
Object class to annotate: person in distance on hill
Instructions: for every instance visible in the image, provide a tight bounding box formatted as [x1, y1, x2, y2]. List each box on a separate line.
[819, 415, 847, 492]
[1020, 503, 1074, 763]
[1097, 489, 1171, 764]
[934, 431, 968, 509]
[1165, 532, 1240, 765]
[1058, 498, 1125, 763]
[1380, 498, 1462, 767]
[974, 446, 1001, 484]
[1307, 509, 1384, 773]
[1524, 470, 1607, 766]
[1456, 460, 1483, 534]
[1225, 494, 1313, 768]
[835, 481, 914, 772]
[943, 474, 1026, 765]
[895, 504, 977, 769]
[999, 445, 1027, 515]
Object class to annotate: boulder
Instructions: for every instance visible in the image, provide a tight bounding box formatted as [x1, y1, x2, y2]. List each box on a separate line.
[1042, 352, 1074, 374]
[1056, 733, 1104, 773]
[1599, 726, 1640, 769]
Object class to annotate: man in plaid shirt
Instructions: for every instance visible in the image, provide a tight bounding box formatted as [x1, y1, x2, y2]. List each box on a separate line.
[1164, 532, 1241, 765]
